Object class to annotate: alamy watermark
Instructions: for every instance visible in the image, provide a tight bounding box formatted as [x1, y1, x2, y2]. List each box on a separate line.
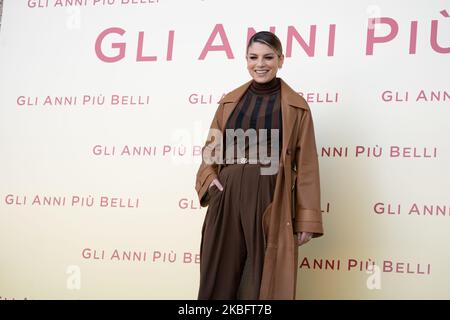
[203, 128, 280, 175]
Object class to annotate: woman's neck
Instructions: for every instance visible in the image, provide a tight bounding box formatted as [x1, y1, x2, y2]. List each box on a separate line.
[249, 77, 281, 95]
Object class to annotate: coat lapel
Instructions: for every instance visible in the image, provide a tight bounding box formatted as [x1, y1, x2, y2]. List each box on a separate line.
[218, 79, 252, 130]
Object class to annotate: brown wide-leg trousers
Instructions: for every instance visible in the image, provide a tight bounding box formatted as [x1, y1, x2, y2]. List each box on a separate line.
[198, 163, 277, 300]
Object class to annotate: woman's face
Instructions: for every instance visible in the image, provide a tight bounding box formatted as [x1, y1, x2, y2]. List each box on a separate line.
[246, 41, 284, 83]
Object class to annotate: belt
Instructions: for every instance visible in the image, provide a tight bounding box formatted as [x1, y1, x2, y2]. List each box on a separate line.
[222, 157, 249, 167]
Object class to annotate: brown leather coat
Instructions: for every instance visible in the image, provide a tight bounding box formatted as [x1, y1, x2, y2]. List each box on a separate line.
[195, 78, 324, 299]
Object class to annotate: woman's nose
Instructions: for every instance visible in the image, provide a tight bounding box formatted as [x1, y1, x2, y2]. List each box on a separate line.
[256, 59, 266, 67]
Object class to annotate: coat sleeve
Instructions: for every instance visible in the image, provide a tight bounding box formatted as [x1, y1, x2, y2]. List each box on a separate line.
[195, 103, 224, 207]
[293, 109, 324, 237]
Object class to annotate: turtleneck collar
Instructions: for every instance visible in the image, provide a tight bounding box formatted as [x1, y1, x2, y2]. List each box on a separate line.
[249, 77, 281, 95]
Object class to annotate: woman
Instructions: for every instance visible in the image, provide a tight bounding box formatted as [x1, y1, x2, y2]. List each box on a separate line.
[195, 31, 323, 300]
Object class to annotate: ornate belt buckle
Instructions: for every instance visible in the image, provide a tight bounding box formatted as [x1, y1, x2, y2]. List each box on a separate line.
[239, 157, 248, 164]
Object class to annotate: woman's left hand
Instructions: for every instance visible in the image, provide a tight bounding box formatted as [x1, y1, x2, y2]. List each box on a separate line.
[297, 232, 313, 246]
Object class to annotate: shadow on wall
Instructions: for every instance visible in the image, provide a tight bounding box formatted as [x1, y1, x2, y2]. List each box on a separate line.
[0, 0, 3, 30]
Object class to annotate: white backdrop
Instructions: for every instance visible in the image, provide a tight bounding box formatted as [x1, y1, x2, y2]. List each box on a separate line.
[0, 0, 449, 299]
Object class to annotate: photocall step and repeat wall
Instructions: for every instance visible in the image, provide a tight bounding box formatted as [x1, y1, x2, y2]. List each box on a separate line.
[0, 0, 449, 299]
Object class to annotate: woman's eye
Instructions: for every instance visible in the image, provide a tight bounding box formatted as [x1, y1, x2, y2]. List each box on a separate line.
[249, 56, 273, 60]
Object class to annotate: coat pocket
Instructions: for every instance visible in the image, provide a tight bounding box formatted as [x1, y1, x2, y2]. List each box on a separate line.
[291, 167, 297, 191]
[291, 167, 297, 220]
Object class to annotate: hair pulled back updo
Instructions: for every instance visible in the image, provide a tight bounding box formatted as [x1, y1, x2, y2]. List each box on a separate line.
[246, 31, 283, 57]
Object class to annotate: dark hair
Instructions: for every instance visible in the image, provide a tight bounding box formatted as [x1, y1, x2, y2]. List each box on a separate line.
[247, 31, 283, 57]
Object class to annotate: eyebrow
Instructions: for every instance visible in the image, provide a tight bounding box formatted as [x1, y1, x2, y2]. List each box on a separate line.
[248, 53, 275, 56]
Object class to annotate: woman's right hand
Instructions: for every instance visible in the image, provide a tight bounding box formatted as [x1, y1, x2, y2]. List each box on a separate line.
[209, 178, 224, 191]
